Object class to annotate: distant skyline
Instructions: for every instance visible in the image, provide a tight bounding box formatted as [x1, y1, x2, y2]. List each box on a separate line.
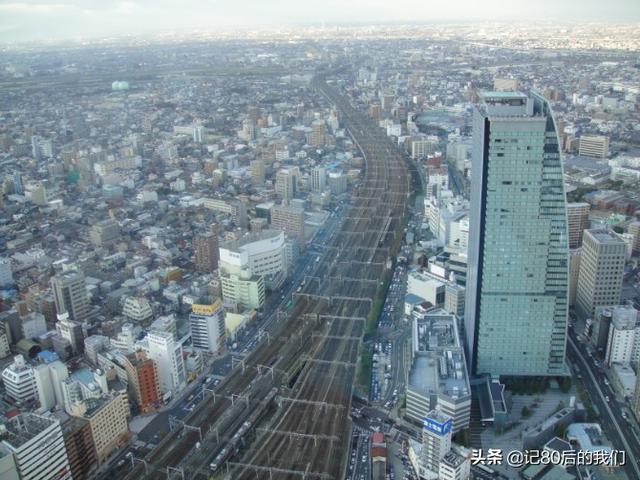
[1, 0, 640, 43]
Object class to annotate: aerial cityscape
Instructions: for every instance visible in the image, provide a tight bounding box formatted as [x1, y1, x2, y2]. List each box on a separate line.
[0, 3, 640, 480]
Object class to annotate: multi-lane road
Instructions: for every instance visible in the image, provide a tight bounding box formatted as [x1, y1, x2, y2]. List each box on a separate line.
[568, 325, 640, 479]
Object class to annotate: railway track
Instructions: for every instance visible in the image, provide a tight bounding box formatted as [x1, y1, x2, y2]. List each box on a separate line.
[229, 72, 410, 479]
[121, 68, 409, 480]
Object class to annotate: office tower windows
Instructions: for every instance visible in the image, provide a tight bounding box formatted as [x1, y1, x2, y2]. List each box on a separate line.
[465, 92, 568, 377]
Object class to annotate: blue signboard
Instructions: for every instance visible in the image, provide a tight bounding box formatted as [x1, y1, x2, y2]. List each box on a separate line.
[423, 416, 452, 436]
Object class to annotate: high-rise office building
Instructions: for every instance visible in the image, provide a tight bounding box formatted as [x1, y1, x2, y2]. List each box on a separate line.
[69, 390, 129, 465]
[33, 360, 68, 412]
[247, 105, 260, 123]
[250, 158, 266, 185]
[275, 168, 297, 201]
[194, 232, 219, 273]
[406, 310, 470, 433]
[146, 330, 185, 395]
[33, 363, 56, 412]
[193, 124, 205, 144]
[121, 351, 160, 413]
[0, 257, 12, 287]
[51, 270, 90, 323]
[309, 120, 326, 147]
[311, 166, 326, 192]
[566, 202, 590, 248]
[56, 313, 85, 355]
[465, 91, 569, 377]
[12, 173, 23, 195]
[575, 229, 626, 319]
[271, 204, 305, 245]
[444, 284, 466, 319]
[189, 302, 225, 354]
[568, 249, 581, 307]
[421, 410, 453, 473]
[328, 171, 347, 195]
[0, 413, 71, 480]
[61, 416, 97, 480]
[369, 103, 381, 121]
[382, 93, 395, 115]
[411, 410, 470, 480]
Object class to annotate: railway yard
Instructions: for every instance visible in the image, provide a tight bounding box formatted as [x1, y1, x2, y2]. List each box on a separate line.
[121, 69, 411, 480]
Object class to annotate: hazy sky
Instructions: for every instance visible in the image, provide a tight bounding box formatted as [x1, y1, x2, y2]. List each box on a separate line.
[1, 0, 639, 43]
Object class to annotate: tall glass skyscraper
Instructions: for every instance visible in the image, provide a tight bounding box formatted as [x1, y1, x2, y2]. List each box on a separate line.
[465, 92, 569, 377]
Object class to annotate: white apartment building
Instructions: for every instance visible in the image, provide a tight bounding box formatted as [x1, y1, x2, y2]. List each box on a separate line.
[219, 230, 287, 284]
[407, 271, 446, 308]
[145, 330, 186, 395]
[33, 360, 68, 412]
[122, 297, 153, 324]
[1, 355, 36, 404]
[604, 305, 640, 367]
[579, 135, 609, 159]
[219, 230, 286, 308]
[408, 409, 471, 480]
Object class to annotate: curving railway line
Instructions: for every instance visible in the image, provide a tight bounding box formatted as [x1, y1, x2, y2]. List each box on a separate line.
[120, 68, 410, 480]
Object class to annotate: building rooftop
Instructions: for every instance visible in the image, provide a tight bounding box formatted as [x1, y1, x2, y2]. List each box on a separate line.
[0, 413, 58, 449]
[408, 309, 470, 400]
[425, 409, 452, 426]
[70, 368, 96, 387]
[36, 350, 59, 363]
[480, 91, 528, 100]
[586, 229, 626, 244]
[544, 436, 573, 453]
[602, 305, 638, 330]
[441, 448, 467, 469]
[60, 414, 89, 436]
[566, 423, 613, 454]
[221, 229, 283, 252]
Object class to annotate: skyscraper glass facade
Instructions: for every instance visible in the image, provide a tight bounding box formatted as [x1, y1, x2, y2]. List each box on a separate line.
[465, 92, 568, 377]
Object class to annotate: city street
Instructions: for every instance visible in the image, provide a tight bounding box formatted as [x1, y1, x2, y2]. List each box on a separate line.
[568, 327, 640, 479]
